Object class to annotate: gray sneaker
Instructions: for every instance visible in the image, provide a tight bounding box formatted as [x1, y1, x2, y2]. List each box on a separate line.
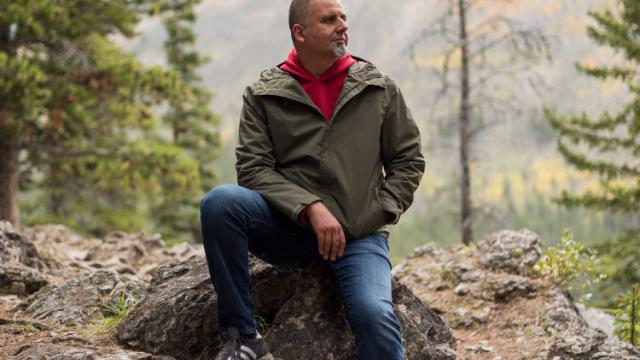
[215, 328, 274, 360]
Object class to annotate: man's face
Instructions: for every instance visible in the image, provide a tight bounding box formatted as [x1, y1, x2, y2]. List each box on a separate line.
[300, 0, 349, 58]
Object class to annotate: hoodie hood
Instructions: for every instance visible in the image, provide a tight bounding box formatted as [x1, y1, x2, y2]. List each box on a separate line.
[280, 48, 356, 120]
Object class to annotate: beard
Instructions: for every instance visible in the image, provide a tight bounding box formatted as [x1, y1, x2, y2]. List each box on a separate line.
[333, 43, 347, 58]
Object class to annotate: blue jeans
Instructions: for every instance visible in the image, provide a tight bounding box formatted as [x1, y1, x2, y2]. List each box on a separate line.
[200, 185, 404, 360]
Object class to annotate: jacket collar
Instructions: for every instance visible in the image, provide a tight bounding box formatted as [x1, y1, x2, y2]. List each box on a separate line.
[252, 59, 387, 119]
[253, 59, 386, 97]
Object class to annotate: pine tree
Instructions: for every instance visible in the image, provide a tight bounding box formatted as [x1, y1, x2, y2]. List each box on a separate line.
[545, 0, 640, 302]
[154, 0, 220, 243]
[614, 285, 640, 346]
[0, 1, 212, 235]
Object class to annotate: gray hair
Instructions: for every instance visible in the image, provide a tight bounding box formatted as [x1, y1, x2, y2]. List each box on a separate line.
[289, 0, 311, 30]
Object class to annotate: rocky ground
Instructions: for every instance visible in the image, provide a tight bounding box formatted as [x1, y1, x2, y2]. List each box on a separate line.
[393, 230, 640, 359]
[0, 221, 638, 359]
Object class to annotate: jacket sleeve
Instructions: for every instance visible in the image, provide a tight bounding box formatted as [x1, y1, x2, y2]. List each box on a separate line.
[379, 79, 426, 224]
[235, 87, 321, 223]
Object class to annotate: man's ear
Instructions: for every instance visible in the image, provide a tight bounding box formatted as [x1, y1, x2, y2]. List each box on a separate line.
[292, 24, 305, 44]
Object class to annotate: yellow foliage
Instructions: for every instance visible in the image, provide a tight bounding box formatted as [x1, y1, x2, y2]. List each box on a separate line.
[476, 158, 603, 210]
[412, 50, 460, 70]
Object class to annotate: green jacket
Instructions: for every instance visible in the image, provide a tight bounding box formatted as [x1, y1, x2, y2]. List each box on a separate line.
[236, 60, 425, 240]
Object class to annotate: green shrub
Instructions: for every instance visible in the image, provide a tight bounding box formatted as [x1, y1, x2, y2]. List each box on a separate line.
[533, 229, 606, 295]
[614, 285, 640, 346]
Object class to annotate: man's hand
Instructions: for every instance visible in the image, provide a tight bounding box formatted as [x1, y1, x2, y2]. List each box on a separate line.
[306, 202, 345, 261]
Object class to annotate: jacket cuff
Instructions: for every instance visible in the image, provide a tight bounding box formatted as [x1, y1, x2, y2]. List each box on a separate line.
[299, 206, 309, 224]
[293, 199, 322, 225]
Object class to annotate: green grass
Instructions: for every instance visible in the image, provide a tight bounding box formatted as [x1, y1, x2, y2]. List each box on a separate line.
[98, 292, 136, 333]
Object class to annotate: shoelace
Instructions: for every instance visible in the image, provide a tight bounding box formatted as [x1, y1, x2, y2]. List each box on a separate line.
[224, 328, 247, 360]
[230, 335, 242, 360]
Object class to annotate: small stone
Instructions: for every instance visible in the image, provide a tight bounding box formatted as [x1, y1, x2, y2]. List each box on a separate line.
[494, 279, 536, 303]
[454, 283, 471, 296]
[434, 283, 449, 291]
[460, 270, 484, 282]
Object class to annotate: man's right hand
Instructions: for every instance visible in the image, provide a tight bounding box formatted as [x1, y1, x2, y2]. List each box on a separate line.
[306, 202, 345, 262]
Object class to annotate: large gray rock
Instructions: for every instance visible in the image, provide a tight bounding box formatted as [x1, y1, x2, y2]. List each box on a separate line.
[577, 303, 616, 338]
[0, 221, 49, 296]
[538, 290, 640, 359]
[0, 221, 46, 269]
[116, 255, 456, 360]
[478, 229, 542, 275]
[12, 270, 149, 326]
[0, 264, 48, 296]
[12, 343, 175, 360]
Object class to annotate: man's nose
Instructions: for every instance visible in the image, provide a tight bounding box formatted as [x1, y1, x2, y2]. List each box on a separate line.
[337, 18, 348, 32]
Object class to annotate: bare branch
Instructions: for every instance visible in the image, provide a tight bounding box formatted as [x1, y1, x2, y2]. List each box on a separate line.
[405, 3, 455, 60]
[21, 143, 113, 158]
[469, 118, 508, 139]
[468, 62, 537, 90]
[428, 46, 459, 119]
[467, 15, 521, 39]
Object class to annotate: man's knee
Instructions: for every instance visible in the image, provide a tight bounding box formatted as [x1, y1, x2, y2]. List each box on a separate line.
[349, 298, 397, 331]
[348, 298, 402, 357]
[200, 184, 249, 217]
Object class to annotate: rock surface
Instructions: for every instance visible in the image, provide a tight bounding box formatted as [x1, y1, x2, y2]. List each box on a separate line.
[0, 222, 47, 270]
[539, 291, 640, 359]
[0, 264, 48, 296]
[116, 256, 456, 360]
[477, 229, 543, 276]
[0, 222, 49, 296]
[22, 225, 204, 282]
[13, 343, 175, 360]
[577, 303, 617, 338]
[394, 228, 640, 359]
[12, 270, 149, 326]
[2, 223, 639, 359]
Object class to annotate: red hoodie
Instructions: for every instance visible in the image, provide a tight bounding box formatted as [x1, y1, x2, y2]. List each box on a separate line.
[280, 48, 356, 121]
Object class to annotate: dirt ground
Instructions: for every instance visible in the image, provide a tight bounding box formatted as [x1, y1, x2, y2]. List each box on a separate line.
[0, 298, 122, 358]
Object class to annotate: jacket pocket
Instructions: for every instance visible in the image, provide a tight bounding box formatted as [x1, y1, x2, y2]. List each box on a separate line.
[351, 186, 386, 239]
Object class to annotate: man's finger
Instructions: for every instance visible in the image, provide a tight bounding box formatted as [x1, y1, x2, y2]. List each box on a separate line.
[317, 231, 326, 256]
[337, 229, 346, 258]
[322, 229, 333, 260]
[330, 228, 340, 261]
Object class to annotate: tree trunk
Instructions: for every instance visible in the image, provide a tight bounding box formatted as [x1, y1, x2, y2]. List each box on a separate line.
[0, 139, 21, 228]
[458, 0, 473, 245]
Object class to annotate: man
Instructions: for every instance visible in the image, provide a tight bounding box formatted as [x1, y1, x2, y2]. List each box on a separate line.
[200, 0, 424, 359]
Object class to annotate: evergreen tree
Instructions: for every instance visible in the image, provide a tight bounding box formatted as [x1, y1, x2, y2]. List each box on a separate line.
[545, 0, 640, 303]
[154, 0, 220, 243]
[0, 0, 213, 235]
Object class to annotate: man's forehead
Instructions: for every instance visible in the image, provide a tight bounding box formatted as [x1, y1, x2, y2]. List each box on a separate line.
[308, 0, 346, 16]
